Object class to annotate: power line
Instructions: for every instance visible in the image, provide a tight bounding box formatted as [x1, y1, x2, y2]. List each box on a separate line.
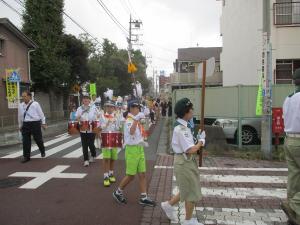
[119, 0, 131, 16]
[126, 0, 141, 20]
[15, 0, 103, 46]
[0, 0, 22, 17]
[95, 0, 129, 37]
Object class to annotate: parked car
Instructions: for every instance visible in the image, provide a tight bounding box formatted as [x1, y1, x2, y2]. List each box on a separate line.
[212, 118, 261, 145]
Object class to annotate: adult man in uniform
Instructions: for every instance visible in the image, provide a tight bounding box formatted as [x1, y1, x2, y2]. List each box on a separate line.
[282, 68, 300, 225]
[161, 98, 205, 225]
[18, 90, 47, 163]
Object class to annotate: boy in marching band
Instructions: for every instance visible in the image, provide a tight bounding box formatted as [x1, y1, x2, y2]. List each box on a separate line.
[100, 100, 121, 187]
[113, 99, 156, 207]
[76, 95, 98, 167]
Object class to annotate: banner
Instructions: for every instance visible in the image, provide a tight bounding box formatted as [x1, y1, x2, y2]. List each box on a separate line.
[256, 75, 263, 116]
[89, 83, 96, 96]
[6, 69, 19, 109]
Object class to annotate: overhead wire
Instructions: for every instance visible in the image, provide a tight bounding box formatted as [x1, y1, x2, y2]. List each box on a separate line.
[0, 0, 22, 17]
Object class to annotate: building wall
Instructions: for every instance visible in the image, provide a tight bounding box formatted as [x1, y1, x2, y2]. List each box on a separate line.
[221, 0, 300, 86]
[220, 0, 263, 86]
[0, 25, 30, 117]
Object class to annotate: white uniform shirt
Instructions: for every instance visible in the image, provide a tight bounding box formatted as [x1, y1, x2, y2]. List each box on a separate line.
[124, 113, 143, 145]
[283, 92, 300, 133]
[172, 118, 195, 154]
[18, 100, 46, 127]
[100, 112, 121, 132]
[75, 105, 98, 133]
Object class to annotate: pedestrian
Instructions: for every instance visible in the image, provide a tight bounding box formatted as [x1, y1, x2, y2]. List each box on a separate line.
[161, 101, 167, 117]
[112, 99, 156, 207]
[161, 98, 206, 225]
[281, 68, 300, 225]
[18, 90, 47, 163]
[76, 95, 98, 167]
[168, 99, 172, 117]
[100, 100, 121, 187]
[69, 106, 77, 121]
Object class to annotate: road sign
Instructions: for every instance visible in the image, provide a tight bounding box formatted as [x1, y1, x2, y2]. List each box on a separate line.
[8, 70, 21, 82]
[128, 63, 137, 73]
[198, 57, 215, 79]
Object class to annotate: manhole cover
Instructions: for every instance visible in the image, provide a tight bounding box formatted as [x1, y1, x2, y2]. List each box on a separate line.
[0, 178, 26, 189]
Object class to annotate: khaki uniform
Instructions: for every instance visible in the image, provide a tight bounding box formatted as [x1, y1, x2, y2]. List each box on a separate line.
[172, 118, 202, 202]
[283, 91, 300, 221]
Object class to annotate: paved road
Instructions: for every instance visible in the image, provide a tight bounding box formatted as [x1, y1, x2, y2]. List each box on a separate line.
[0, 119, 165, 225]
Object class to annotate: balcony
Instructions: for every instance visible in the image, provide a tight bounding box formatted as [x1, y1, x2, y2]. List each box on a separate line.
[274, 2, 300, 26]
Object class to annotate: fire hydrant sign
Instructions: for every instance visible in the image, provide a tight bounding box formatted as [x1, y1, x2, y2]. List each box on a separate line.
[272, 108, 284, 134]
[6, 69, 20, 109]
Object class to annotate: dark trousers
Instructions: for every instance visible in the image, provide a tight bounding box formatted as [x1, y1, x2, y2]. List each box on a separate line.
[22, 121, 45, 159]
[80, 132, 96, 161]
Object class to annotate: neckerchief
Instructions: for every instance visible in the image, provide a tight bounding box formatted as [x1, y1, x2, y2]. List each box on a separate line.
[174, 119, 198, 144]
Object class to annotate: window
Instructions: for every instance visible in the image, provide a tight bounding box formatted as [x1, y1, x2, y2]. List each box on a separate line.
[274, 1, 300, 26]
[275, 59, 300, 84]
[0, 39, 4, 56]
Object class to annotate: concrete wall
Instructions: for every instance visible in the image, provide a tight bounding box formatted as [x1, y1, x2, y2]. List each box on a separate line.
[220, 0, 300, 86]
[220, 0, 263, 86]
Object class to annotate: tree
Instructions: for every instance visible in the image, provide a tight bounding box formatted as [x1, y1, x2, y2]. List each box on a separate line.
[22, 0, 70, 92]
[63, 34, 90, 88]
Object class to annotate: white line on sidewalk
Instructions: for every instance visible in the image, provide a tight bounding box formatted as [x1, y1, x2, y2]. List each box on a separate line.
[2, 134, 71, 159]
[154, 165, 288, 172]
[172, 186, 286, 199]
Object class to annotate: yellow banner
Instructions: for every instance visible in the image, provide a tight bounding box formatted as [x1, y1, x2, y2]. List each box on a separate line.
[6, 69, 19, 109]
[256, 75, 263, 116]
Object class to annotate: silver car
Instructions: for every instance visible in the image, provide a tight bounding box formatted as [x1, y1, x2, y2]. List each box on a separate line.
[212, 118, 262, 145]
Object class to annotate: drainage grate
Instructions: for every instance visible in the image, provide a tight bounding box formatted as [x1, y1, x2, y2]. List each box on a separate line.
[0, 178, 26, 188]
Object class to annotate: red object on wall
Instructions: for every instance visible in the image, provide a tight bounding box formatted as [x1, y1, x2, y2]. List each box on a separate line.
[272, 108, 284, 134]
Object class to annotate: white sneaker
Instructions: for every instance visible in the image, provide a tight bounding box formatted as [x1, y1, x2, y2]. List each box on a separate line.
[83, 161, 89, 167]
[161, 201, 177, 221]
[182, 218, 203, 225]
[89, 157, 95, 163]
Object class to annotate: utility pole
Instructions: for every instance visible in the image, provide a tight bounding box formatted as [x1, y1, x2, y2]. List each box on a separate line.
[127, 14, 143, 100]
[261, 0, 272, 159]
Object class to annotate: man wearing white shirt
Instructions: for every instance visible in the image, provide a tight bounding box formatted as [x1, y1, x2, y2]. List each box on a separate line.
[18, 90, 47, 163]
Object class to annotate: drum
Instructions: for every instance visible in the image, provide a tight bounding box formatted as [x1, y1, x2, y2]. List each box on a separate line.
[92, 121, 101, 134]
[68, 121, 79, 135]
[101, 132, 123, 148]
[80, 121, 90, 132]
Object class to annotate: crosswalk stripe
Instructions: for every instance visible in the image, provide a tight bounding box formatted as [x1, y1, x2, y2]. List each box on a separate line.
[55, 133, 68, 138]
[173, 174, 287, 184]
[172, 186, 286, 199]
[32, 137, 81, 158]
[63, 148, 82, 158]
[2, 134, 71, 159]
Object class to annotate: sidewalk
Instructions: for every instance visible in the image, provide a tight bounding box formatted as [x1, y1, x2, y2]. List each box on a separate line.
[141, 119, 288, 225]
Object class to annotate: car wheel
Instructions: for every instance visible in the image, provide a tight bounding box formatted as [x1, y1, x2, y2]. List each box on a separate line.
[234, 126, 258, 145]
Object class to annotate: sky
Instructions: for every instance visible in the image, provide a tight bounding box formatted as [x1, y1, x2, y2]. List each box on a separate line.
[0, 0, 222, 77]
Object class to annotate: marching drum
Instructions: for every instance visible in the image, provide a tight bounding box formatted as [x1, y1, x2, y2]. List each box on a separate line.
[80, 121, 90, 132]
[101, 132, 123, 148]
[92, 120, 101, 134]
[68, 121, 79, 135]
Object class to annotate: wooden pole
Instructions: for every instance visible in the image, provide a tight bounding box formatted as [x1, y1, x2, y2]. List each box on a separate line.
[199, 61, 206, 167]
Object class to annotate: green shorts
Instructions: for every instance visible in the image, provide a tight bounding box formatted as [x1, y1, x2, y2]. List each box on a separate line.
[125, 145, 146, 175]
[102, 148, 118, 160]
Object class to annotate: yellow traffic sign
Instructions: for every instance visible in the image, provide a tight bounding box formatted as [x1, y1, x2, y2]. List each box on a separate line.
[128, 63, 137, 73]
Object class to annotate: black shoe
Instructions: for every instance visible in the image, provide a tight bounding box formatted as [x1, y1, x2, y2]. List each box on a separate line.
[41, 152, 46, 158]
[113, 190, 127, 204]
[281, 201, 300, 225]
[139, 197, 156, 207]
[21, 157, 30, 163]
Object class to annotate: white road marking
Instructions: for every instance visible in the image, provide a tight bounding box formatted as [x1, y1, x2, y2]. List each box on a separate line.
[2, 134, 71, 158]
[32, 137, 81, 158]
[172, 186, 286, 199]
[154, 165, 288, 172]
[55, 133, 68, 138]
[63, 148, 82, 158]
[9, 165, 86, 189]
